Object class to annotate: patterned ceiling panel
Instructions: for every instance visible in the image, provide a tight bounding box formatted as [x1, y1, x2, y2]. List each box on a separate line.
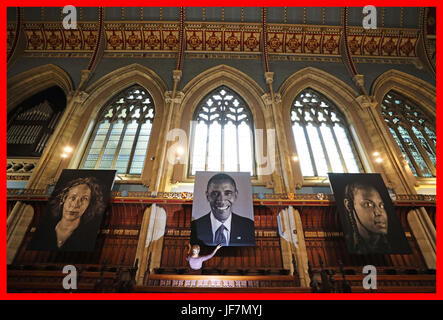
[11, 7, 422, 29]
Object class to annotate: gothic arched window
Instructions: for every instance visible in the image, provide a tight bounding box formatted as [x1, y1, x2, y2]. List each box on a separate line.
[189, 86, 255, 175]
[80, 85, 154, 175]
[7, 86, 66, 157]
[291, 88, 363, 177]
[381, 90, 436, 177]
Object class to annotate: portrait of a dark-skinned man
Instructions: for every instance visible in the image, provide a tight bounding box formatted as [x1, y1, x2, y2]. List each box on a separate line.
[28, 169, 116, 252]
[191, 172, 255, 247]
[328, 173, 410, 255]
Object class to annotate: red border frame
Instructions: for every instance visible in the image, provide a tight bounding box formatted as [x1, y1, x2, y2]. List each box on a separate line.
[2, 1, 440, 301]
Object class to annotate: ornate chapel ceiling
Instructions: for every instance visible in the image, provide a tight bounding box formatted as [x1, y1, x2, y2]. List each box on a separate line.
[6, 7, 436, 66]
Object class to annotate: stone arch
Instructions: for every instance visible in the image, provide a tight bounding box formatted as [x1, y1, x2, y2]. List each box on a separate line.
[278, 67, 372, 182]
[180, 64, 267, 122]
[7, 64, 73, 113]
[371, 69, 436, 118]
[371, 70, 436, 182]
[70, 64, 168, 185]
[279, 67, 362, 125]
[82, 63, 168, 119]
[172, 64, 271, 184]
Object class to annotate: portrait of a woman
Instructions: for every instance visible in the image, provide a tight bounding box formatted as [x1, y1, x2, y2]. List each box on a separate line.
[28, 176, 107, 252]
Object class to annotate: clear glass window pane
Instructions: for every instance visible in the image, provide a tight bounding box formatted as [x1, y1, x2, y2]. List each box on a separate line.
[99, 121, 124, 169]
[292, 123, 314, 176]
[306, 124, 328, 176]
[320, 124, 343, 173]
[115, 121, 138, 174]
[191, 121, 208, 175]
[81, 85, 155, 175]
[238, 122, 253, 173]
[207, 122, 222, 171]
[83, 121, 110, 169]
[223, 122, 238, 171]
[190, 86, 255, 175]
[291, 88, 362, 177]
[129, 122, 152, 175]
[333, 125, 359, 173]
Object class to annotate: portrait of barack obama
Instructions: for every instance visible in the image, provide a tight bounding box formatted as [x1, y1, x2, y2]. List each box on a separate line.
[191, 172, 255, 247]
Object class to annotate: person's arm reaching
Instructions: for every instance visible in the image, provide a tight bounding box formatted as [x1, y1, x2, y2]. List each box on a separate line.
[186, 243, 192, 261]
[200, 244, 222, 262]
[187, 243, 191, 255]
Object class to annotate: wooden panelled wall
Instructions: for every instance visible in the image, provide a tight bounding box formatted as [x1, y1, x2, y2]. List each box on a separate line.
[160, 205, 283, 272]
[9, 200, 433, 275]
[299, 205, 428, 272]
[12, 201, 145, 267]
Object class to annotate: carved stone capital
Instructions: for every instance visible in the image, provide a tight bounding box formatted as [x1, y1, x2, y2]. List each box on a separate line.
[172, 69, 182, 82]
[164, 91, 173, 103]
[352, 74, 365, 89]
[81, 69, 92, 82]
[355, 95, 377, 109]
[265, 71, 274, 84]
[165, 91, 184, 104]
[66, 90, 75, 102]
[73, 90, 90, 104]
[262, 93, 281, 106]
[386, 180, 395, 190]
[261, 93, 273, 107]
[412, 58, 424, 70]
[77, 69, 92, 91]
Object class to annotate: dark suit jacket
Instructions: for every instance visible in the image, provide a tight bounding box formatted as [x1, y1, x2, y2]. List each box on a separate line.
[191, 212, 255, 246]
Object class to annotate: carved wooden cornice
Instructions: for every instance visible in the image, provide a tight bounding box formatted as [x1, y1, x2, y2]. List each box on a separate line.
[6, 188, 437, 206]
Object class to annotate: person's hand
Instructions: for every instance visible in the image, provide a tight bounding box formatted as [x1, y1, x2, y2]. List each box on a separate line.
[187, 243, 191, 248]
[216, 244, 222, 251]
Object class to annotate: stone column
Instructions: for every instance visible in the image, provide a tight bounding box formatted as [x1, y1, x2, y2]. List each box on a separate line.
[356, 94, 436, 269]
[408, 208, 436, 269]
[356, 94, 413, 193]
[152, 70, 183, 192]
[7, 90, 89, 263]
[262, 72, 294, 193]
[7, 203, 34, 264]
